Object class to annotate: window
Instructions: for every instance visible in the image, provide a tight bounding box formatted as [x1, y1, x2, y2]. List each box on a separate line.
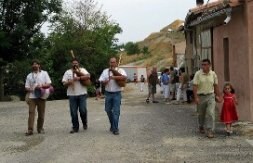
[223, 37, 230, 81]
[200, 30, 212, 61]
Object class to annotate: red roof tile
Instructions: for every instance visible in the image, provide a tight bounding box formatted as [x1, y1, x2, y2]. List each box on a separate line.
[190, 0, 243, 14]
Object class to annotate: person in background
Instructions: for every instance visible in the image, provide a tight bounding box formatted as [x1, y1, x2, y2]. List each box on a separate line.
[62, 58, 90, 134]
[25, 59, 52, 136]
[169, 67, 177, 100]
[94, 79, 101, 100]
[133, 73, 138, 85]
[146, 67, 160, 103]
[140, 75, 145, 92]
[176, 67, 188, 103]
[186, 74, 194, 103]
[161, 68, 170, 102]
[159, 71, 164, 95]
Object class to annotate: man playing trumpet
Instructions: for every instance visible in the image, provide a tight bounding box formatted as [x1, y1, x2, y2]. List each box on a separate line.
[62, 58, 90, 133]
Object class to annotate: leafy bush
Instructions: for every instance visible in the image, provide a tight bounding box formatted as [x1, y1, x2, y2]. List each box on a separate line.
[124, 42, 140, 55]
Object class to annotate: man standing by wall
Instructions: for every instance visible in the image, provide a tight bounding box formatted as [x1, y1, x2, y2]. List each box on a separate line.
[62, 58, 90, 134]
[25, 59, 52, 136]
[193, 59, 221, 138]
[99, 57, 127, 135]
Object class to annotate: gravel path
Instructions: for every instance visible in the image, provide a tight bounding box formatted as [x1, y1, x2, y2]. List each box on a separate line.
[0, 83, 253, 163]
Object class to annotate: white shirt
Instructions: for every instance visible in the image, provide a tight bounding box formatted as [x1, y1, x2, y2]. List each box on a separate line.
[62, 68, 89, 96]
[25, 70, 52, 99]
[99, 68, 127, 92]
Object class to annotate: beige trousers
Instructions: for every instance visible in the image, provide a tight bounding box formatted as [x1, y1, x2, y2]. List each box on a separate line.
[197, 94, 216, 131]
[27, 98, 46, 132]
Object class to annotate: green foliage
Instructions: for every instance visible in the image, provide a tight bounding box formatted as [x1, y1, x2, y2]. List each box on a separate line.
[0, 0, 62, 100]
[1, 0, 122, 100]
[45, 0, 122, 99]
[142, 46, 149, 55]
[0, 0, 62, 62]
[124, 42, 140, 55]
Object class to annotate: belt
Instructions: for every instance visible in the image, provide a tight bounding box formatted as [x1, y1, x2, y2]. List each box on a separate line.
[105, 91, 120, 94]
[198, 93, 213, 96]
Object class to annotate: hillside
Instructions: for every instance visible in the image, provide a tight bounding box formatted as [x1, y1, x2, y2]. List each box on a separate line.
[121, 19, 185, 70]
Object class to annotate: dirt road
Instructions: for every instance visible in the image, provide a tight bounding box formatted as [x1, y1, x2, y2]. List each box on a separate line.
[0, 83, 253, 163]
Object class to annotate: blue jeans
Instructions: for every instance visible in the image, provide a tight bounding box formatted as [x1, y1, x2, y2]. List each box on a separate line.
[69, 94, 87, 130]
[105, 91, 121, 132]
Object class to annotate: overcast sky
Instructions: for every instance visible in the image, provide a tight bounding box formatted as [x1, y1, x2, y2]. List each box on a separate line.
[96, 0, 196, 43]
[94, 0, 196, 43]
[43, 0, 199, 43]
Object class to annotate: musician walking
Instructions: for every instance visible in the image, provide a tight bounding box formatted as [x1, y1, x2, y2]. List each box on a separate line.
[99, 57, 127, 135]
[25, 59, 52, 136]
[62, 58, 90, 134]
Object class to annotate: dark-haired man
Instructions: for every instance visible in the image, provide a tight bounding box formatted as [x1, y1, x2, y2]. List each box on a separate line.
[62, 58, 90, 134]
[193, 59, 221, 138]
[25, 60, 52, 136]
[99, 57, 127, 135]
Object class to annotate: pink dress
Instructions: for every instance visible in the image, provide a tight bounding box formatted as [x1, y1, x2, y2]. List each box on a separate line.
[220, 93, 238, 123]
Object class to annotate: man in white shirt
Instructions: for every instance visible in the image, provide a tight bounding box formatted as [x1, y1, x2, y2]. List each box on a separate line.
[62, 58, 90, 134]
[25, 60, 52, 136]
[99, 57, 127, 135]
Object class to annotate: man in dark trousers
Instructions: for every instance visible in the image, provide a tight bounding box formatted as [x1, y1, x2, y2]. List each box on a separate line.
[62, 58, 90, 133]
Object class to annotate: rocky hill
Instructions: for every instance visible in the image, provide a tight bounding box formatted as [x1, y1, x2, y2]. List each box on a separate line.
[121, 19, 185, 70]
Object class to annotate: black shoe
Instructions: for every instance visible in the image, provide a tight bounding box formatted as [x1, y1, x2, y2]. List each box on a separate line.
[25, 131, 33, 136]
[226, 130, 233, 136]
[113, 131, 119, 135]
[199, 126, 205, 134]
[146, 98, 150, 103]
[38, 129, 45, 134]
[110, 127, 113, 132]
[70, 129, 79, 134]
[83, 125, 88, 130]
[152, 100, 159, 103]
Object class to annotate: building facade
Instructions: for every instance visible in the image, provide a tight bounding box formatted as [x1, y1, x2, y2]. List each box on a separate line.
[184, 0, 253, 121]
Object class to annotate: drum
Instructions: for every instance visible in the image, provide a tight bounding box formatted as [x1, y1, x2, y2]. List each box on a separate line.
[34, 86, 54, 99]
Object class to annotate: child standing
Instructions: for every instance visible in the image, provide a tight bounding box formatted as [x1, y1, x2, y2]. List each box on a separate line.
[140, 75, 145, 92]
[220, 83, 238, 136]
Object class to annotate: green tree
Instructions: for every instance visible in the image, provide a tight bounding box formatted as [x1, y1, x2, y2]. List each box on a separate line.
[124, 42, 140, 55]
[0, 0, 62, 100]
[142, 46, 149, 55]
[47, 0, 122, 98]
